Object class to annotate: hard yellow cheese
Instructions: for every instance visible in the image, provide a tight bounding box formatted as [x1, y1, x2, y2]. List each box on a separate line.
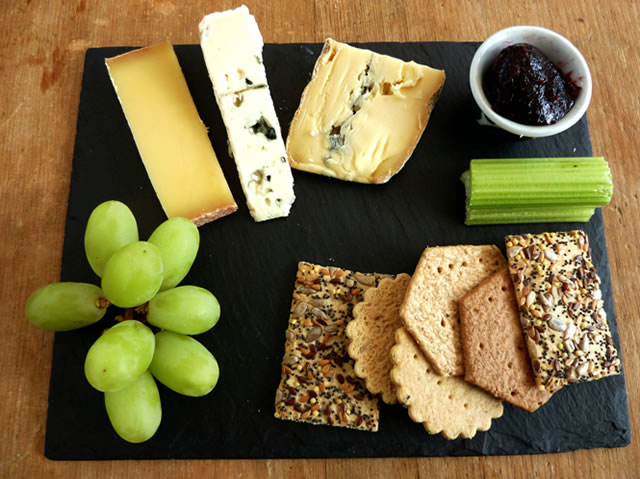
[286, 39, 446, 184]
[105, 42, 237, 226]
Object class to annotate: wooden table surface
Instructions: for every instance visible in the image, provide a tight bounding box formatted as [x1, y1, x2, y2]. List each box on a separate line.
[2, 1, 638, 477]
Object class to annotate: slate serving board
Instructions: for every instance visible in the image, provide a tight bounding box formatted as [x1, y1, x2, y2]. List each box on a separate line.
[45, 42, 630, 460]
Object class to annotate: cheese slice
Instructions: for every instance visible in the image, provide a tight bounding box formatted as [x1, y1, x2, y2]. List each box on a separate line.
[199, 6, 295, 222]
[105, 41, 237, 226]
[197, 6, 267, 96]
[286, 39, 446, 184]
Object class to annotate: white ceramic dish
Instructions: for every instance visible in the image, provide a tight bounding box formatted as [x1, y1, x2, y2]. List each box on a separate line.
[469, 25, 592, 138]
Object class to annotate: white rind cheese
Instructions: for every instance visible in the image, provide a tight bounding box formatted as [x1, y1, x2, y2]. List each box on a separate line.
[199, 5, 295, 222]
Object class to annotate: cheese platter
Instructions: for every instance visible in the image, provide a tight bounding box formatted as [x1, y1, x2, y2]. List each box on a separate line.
[41, 37, 630, 459]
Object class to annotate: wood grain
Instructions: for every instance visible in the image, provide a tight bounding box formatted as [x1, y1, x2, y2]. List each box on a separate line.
[1, 0, 638, 477]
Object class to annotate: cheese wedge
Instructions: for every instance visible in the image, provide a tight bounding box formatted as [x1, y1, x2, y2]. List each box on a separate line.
[199, 6, 296, 222]
[105, 42, 237, 226]
[287, 39, 446, 184]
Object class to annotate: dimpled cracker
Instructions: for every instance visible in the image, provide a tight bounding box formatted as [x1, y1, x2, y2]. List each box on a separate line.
[400, 245, 507, 376]
[505, 231, 622, 392]
[274, 261, 392, 431]
[346, 274, 411, 404]
[390, 327, 503, 439]
[459, 268, 553, 412]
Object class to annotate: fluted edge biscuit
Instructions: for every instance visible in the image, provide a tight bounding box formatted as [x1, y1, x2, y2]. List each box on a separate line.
[346, 274, 411, 404]
[390, 327, 503, 439]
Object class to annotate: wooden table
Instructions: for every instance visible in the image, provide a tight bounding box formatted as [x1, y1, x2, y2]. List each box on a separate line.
[2, 1, 638, 477]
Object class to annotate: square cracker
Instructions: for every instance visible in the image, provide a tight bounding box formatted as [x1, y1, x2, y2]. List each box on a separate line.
[400, 245, 506, 376]
[459, 267, 553, 412]
[390, 327, 503, 439]
[505, 231, 622, 391]
[274, 261, 391, 431]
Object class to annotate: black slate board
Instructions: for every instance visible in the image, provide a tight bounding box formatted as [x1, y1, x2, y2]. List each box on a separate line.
[45, 43, 631, 460]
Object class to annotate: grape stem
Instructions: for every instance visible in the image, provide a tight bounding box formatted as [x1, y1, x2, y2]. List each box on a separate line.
[95, 296, 111, 309]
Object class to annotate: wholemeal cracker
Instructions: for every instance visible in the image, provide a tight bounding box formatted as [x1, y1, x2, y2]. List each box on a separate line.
[459, 268, 553, 412]
[346, 274, 411, 404]
[400, 245, 507, 376]
[274, 261, 392, 431]
[505, 231, 621, 392]
[390, 327, 503, 439]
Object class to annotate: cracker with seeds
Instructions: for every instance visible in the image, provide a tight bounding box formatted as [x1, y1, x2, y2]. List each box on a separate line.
[400, 245, 507, 376]
[390, 327, 503, 439]
[346, 274, 411, 404]
[274, 261, 392, 431]
[459, 268, 553, 412]
[505, 231, 621, 392]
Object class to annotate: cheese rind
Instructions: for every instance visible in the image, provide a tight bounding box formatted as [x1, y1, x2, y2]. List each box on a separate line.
[286, 39, 446, 184]
[199, 6, 296, 222]
[105, 42, 237, 226]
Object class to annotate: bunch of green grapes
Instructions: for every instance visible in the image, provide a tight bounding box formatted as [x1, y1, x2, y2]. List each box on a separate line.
[25, 201, 221, 443]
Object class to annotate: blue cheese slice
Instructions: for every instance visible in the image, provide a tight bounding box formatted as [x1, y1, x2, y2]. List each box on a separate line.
[218, 89, 294, 218]
[198, 6, 267, 96]
[287, 39, 446, 184]
[199, 5, 295, 222]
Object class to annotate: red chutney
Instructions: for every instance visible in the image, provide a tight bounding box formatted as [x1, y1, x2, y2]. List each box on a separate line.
[483, 43, 581, 126]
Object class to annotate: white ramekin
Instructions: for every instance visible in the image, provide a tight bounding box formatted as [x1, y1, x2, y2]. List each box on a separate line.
[469, 26, 592, 138]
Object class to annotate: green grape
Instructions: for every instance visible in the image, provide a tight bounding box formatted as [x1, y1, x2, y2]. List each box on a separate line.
[148, 217, 199, 291]
[105, 370, 161, 443]
[85, 200, 138, 277]
[147, 286, 220, 335]
[150, 331, 219, 397]
[101, 241, 164, 308]
[85, 320, 155, 392]
[24, 282, 109, 331]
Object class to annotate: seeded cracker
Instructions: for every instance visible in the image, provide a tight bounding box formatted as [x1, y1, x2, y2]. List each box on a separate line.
[459, 268, 553, 412]
[400, 245, 507, 376]
[505, 231, 621, 392]
[274, 261, 391, 431]
[346, 274, 411, 404]
[390, 327, 503, 439]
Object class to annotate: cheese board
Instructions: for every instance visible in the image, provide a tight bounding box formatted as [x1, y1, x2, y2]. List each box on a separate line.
[44, 42, 630, 459]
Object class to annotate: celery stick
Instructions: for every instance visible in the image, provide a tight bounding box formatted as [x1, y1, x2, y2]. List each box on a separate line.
[461, 157, 613, 225]
[465, 206, 596, 225]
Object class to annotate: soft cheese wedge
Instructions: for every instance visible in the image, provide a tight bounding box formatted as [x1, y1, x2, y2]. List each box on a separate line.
[105, 42, 237, 226]
[199, 6, 296, 222]
[287, 39, 446, 184]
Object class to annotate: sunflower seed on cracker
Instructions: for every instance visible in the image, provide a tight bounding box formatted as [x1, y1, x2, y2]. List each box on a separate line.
[505, 230, 621, 392]
[274, 261, 392, 431]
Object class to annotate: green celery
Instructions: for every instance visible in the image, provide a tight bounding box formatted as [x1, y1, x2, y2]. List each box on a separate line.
[461, 157, 613, 225]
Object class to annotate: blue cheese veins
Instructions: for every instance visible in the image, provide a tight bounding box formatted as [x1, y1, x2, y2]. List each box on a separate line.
[199, 5, 295, 222]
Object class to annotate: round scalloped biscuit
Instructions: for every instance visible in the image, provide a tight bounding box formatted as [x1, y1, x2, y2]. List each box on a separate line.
[346, 273, 411, 404]
[390, 327, 503, 439]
